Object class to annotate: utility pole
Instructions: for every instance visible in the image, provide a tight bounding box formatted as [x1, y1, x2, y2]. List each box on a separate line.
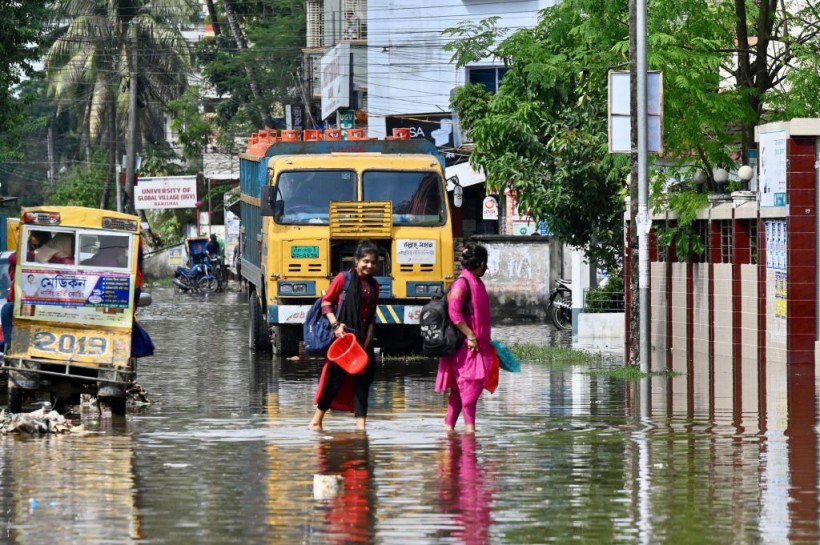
[629, 0, 651, 372]
[47, 125, 54, 183]
[125, 21, 138, 215]
[636, 0, 650, 373]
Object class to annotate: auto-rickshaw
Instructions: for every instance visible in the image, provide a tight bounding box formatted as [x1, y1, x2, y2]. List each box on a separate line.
[1, 206, 152, 414]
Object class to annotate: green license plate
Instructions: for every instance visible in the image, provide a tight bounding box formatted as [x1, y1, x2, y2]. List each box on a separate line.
[291, 245, 319, 259]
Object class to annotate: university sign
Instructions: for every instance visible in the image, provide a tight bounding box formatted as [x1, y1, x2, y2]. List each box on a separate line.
[134, 176, 198, 210]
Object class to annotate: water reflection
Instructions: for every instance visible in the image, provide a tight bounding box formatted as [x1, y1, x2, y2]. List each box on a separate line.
[436, 434, 493, 545]
[313, 433, 376, 544]
[2, 288, 820, 543]
[0, 417, 138, 544]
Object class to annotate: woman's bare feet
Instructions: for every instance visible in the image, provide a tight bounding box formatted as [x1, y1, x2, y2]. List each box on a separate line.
[309, 409, 326, 431]
[444, 424, 455, 432]
[355, 416, 366, 431]
[465, 424, 475, 434]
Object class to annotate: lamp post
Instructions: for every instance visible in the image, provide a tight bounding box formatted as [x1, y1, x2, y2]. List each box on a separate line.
[738, 165, 754, 191]
[713, 167, 729, 193]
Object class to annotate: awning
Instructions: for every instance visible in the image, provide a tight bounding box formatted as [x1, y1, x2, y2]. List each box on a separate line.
[445, 162, 485, 191]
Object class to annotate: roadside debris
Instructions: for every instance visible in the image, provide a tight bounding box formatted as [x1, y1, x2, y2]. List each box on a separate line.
[0, 404, 79, 434]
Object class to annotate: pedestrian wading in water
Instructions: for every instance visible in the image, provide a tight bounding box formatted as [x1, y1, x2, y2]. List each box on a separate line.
[435, 242, 492, 433]
[309, 240, 380, 431]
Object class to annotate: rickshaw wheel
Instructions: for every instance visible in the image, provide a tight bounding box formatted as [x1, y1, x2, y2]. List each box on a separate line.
[9, 386, 23, 413]
[101, 396, 127, 416]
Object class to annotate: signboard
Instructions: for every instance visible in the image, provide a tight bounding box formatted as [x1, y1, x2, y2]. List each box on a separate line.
[16, 268, 134, 328]
[321, 42, 351, 120]
[759, 130, 787, 207]
[134, 176, 197, 210]
[608, 71, 663, 153]
[482, 196, 499, 220]
[386, 112, 456, 149]
[285, 104, 305, 132]
[504, 189, 538, 235]
[396, 239, 437, 265]
[339, 109, 355, 139]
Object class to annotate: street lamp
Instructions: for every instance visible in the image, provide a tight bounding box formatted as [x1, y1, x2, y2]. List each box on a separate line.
[738, 165, 754, 191]
[713, 167, 729, 193]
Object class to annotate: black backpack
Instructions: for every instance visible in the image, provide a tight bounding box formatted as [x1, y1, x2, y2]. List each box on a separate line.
[420, 278, 470, 357]
[303, 271, 352, 354]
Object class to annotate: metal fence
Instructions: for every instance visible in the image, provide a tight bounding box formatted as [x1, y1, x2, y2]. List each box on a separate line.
[582, 288, 625, 313]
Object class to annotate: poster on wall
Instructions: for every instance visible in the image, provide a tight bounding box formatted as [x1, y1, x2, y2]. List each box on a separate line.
[759, 130, 787, 207]
[764, 220, 787, 270]
[774, 271, 788, 319]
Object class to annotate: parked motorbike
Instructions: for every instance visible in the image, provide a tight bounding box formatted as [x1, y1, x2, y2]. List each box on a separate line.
[173, 258, 219, 294]
[547, 278, 572, 331]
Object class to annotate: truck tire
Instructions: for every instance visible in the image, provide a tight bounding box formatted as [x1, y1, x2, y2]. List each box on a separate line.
[249, 292, 270, 350]
[377, 324, 422, 355]
[8, 386, 23, 413]
[271, 324, 300, 357]
[100, 396, 126, 416]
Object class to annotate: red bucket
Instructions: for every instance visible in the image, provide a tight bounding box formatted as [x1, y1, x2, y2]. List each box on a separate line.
[327, 333, 368, 374]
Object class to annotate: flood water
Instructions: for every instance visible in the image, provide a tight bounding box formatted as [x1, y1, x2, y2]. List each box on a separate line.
[1, 286, 818, 544]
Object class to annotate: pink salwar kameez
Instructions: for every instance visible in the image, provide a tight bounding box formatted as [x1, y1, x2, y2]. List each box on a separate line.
[434, 268, 493, 427]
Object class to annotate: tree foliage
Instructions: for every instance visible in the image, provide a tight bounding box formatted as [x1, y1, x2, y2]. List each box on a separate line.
[46, 150, 107, 207]
[0, 0, 49, 161]
[45, 0, 196, 208]
[192, 0, 306, 138]
[447, 0, 820, 267]
[446, 2, 630, 271]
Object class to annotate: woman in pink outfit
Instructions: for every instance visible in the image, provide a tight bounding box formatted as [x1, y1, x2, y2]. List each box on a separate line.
[435, 242, 492, 433]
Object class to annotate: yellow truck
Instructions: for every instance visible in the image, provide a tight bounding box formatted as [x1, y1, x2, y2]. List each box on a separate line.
[239, 129, 455, 356]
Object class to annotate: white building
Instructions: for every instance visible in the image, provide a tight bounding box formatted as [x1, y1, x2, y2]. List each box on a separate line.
[366, 0, 556, 142]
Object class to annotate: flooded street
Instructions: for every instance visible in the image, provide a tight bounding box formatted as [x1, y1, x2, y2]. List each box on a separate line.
[1, 286, 818, 543]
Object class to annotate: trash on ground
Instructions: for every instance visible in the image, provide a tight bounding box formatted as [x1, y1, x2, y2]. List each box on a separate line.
[1, 406, 76, 434]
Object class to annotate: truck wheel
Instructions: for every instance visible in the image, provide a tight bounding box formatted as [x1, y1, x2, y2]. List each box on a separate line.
[377, 324, 422, 355]
[272, 324, 300, 357]
[101, 396, 126, 416]
[9, 386, 23, 413]
[249, 292, 270, 350]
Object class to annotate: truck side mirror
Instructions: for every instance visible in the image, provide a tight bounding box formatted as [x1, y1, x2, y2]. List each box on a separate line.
[447, 175, 463, 208]
[260, 186, 274, 216]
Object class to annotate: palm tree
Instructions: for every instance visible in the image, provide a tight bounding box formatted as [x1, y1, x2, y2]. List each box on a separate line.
[46, 0, 194, 209]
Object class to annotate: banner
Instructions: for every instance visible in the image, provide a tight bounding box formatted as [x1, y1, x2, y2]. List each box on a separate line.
[135, 176, 197, 210]
[16, 268, 134, 328]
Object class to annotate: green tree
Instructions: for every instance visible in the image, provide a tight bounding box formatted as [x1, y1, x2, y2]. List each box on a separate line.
[193, 0, 306, 137]
[0, 0, 49, 161]
[446, 7, 630, 271]
[46, 150, 107, 207]
[447, 0, 820, 267]
[45, 0, 195, 209]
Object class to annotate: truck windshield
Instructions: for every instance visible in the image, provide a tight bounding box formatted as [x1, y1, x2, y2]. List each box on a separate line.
[274, 170, 357, 225]
[362, 171, 445, 226]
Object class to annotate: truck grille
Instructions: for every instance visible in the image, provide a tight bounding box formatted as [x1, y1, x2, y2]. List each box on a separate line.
[329, 201, 393, 239]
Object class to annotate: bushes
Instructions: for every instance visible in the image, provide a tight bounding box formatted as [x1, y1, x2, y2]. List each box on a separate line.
[585, 275, 624, 313]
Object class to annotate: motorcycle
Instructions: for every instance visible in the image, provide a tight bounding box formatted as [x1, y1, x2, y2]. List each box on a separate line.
[547, 278, 572, 331]
[173, 258, 219, 294]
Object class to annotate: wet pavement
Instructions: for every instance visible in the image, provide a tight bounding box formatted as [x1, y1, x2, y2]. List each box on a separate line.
[0, 285, 818, 544]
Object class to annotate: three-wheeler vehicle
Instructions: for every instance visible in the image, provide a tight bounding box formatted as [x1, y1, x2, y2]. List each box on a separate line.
[1, 206, 151, 414]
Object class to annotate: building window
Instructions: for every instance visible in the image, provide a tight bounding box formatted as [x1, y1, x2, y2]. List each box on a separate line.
[720, 220, 732, 263]
[468, 67, 509, 93]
